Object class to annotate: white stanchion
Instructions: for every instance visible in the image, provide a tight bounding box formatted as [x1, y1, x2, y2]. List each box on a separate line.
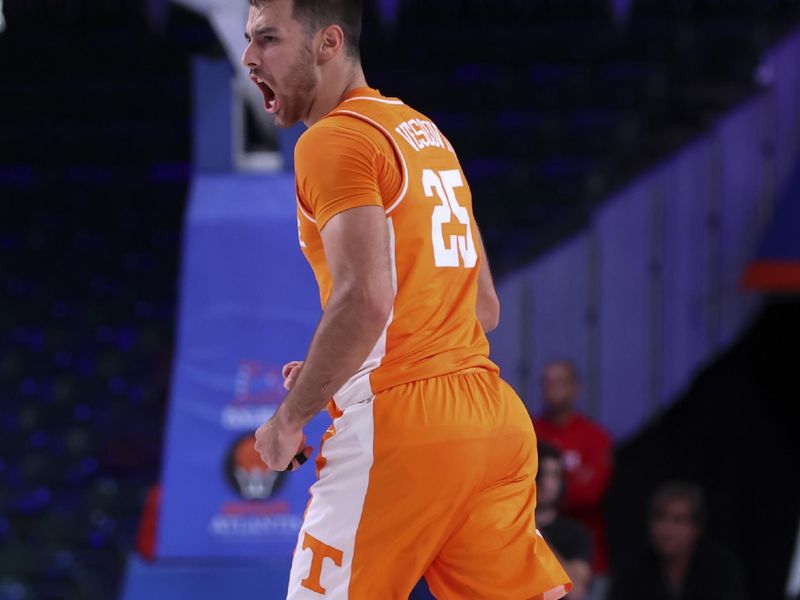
[169, 0, 277, 157]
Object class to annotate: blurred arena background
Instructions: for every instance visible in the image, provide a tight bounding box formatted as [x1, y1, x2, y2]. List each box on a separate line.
[1, 0, 800, 599]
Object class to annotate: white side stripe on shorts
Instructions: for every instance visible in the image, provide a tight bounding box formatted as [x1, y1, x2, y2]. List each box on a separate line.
[286, 400, 376, 599]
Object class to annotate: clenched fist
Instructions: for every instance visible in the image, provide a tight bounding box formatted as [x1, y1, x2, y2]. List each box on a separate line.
[254, 415, 313, 472]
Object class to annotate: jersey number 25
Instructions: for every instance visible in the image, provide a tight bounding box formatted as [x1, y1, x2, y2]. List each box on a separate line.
[422, 169, 478, 269]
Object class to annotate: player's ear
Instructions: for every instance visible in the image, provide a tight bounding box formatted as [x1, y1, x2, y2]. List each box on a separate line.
[317, 24, 344, 62]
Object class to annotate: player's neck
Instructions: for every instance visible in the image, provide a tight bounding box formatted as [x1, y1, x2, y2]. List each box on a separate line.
[305, 63, 368, 127]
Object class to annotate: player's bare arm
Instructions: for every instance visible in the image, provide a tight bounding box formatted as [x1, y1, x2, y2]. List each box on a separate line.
[476, 227, 500, 332]
[255, 205, 394, 470]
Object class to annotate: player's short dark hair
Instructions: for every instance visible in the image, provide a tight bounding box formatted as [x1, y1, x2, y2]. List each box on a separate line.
[649, 481, 706, 530]
[249, 0, 362, 60]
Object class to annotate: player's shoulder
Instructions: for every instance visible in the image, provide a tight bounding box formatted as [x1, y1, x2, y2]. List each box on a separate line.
[300, 110, 386, 142]
[295, 113, 383, 160]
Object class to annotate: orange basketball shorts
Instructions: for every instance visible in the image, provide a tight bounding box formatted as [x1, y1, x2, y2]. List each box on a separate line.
[286, 369, 571, 599]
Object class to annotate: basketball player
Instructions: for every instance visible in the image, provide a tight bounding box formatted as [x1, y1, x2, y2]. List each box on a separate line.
[243, 1, 571, 598]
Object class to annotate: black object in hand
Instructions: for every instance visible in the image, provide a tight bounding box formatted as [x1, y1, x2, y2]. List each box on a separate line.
[284, 452, 308, 472]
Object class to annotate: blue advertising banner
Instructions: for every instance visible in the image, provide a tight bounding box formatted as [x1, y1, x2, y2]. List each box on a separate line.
[157, 173, 326, 559]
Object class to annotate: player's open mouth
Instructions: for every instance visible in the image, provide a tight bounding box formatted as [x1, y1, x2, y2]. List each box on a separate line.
[250, 75, 280, 114]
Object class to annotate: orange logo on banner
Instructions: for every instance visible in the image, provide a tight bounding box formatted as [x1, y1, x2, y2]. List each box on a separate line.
[300, 532, 344, 594]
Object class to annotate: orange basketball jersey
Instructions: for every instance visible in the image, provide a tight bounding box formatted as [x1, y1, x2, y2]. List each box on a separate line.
[295, 87, 498, 410]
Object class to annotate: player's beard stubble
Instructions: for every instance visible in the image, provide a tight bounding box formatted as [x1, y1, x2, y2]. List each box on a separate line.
[276, 40, 317, 128]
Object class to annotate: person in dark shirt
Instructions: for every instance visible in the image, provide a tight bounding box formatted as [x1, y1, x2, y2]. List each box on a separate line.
[537, 443, 593, 599]
[609, 481, 748, 600]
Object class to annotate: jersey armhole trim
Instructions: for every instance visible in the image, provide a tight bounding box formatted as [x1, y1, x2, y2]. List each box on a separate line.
[331, 109, 409, 216]
[297, 194, 317, 224]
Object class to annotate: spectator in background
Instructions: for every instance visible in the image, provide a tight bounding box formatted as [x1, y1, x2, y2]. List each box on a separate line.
[609, 481, 748, 600]
[537, 443, 593, 599]
[533, 359, 613, 576]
